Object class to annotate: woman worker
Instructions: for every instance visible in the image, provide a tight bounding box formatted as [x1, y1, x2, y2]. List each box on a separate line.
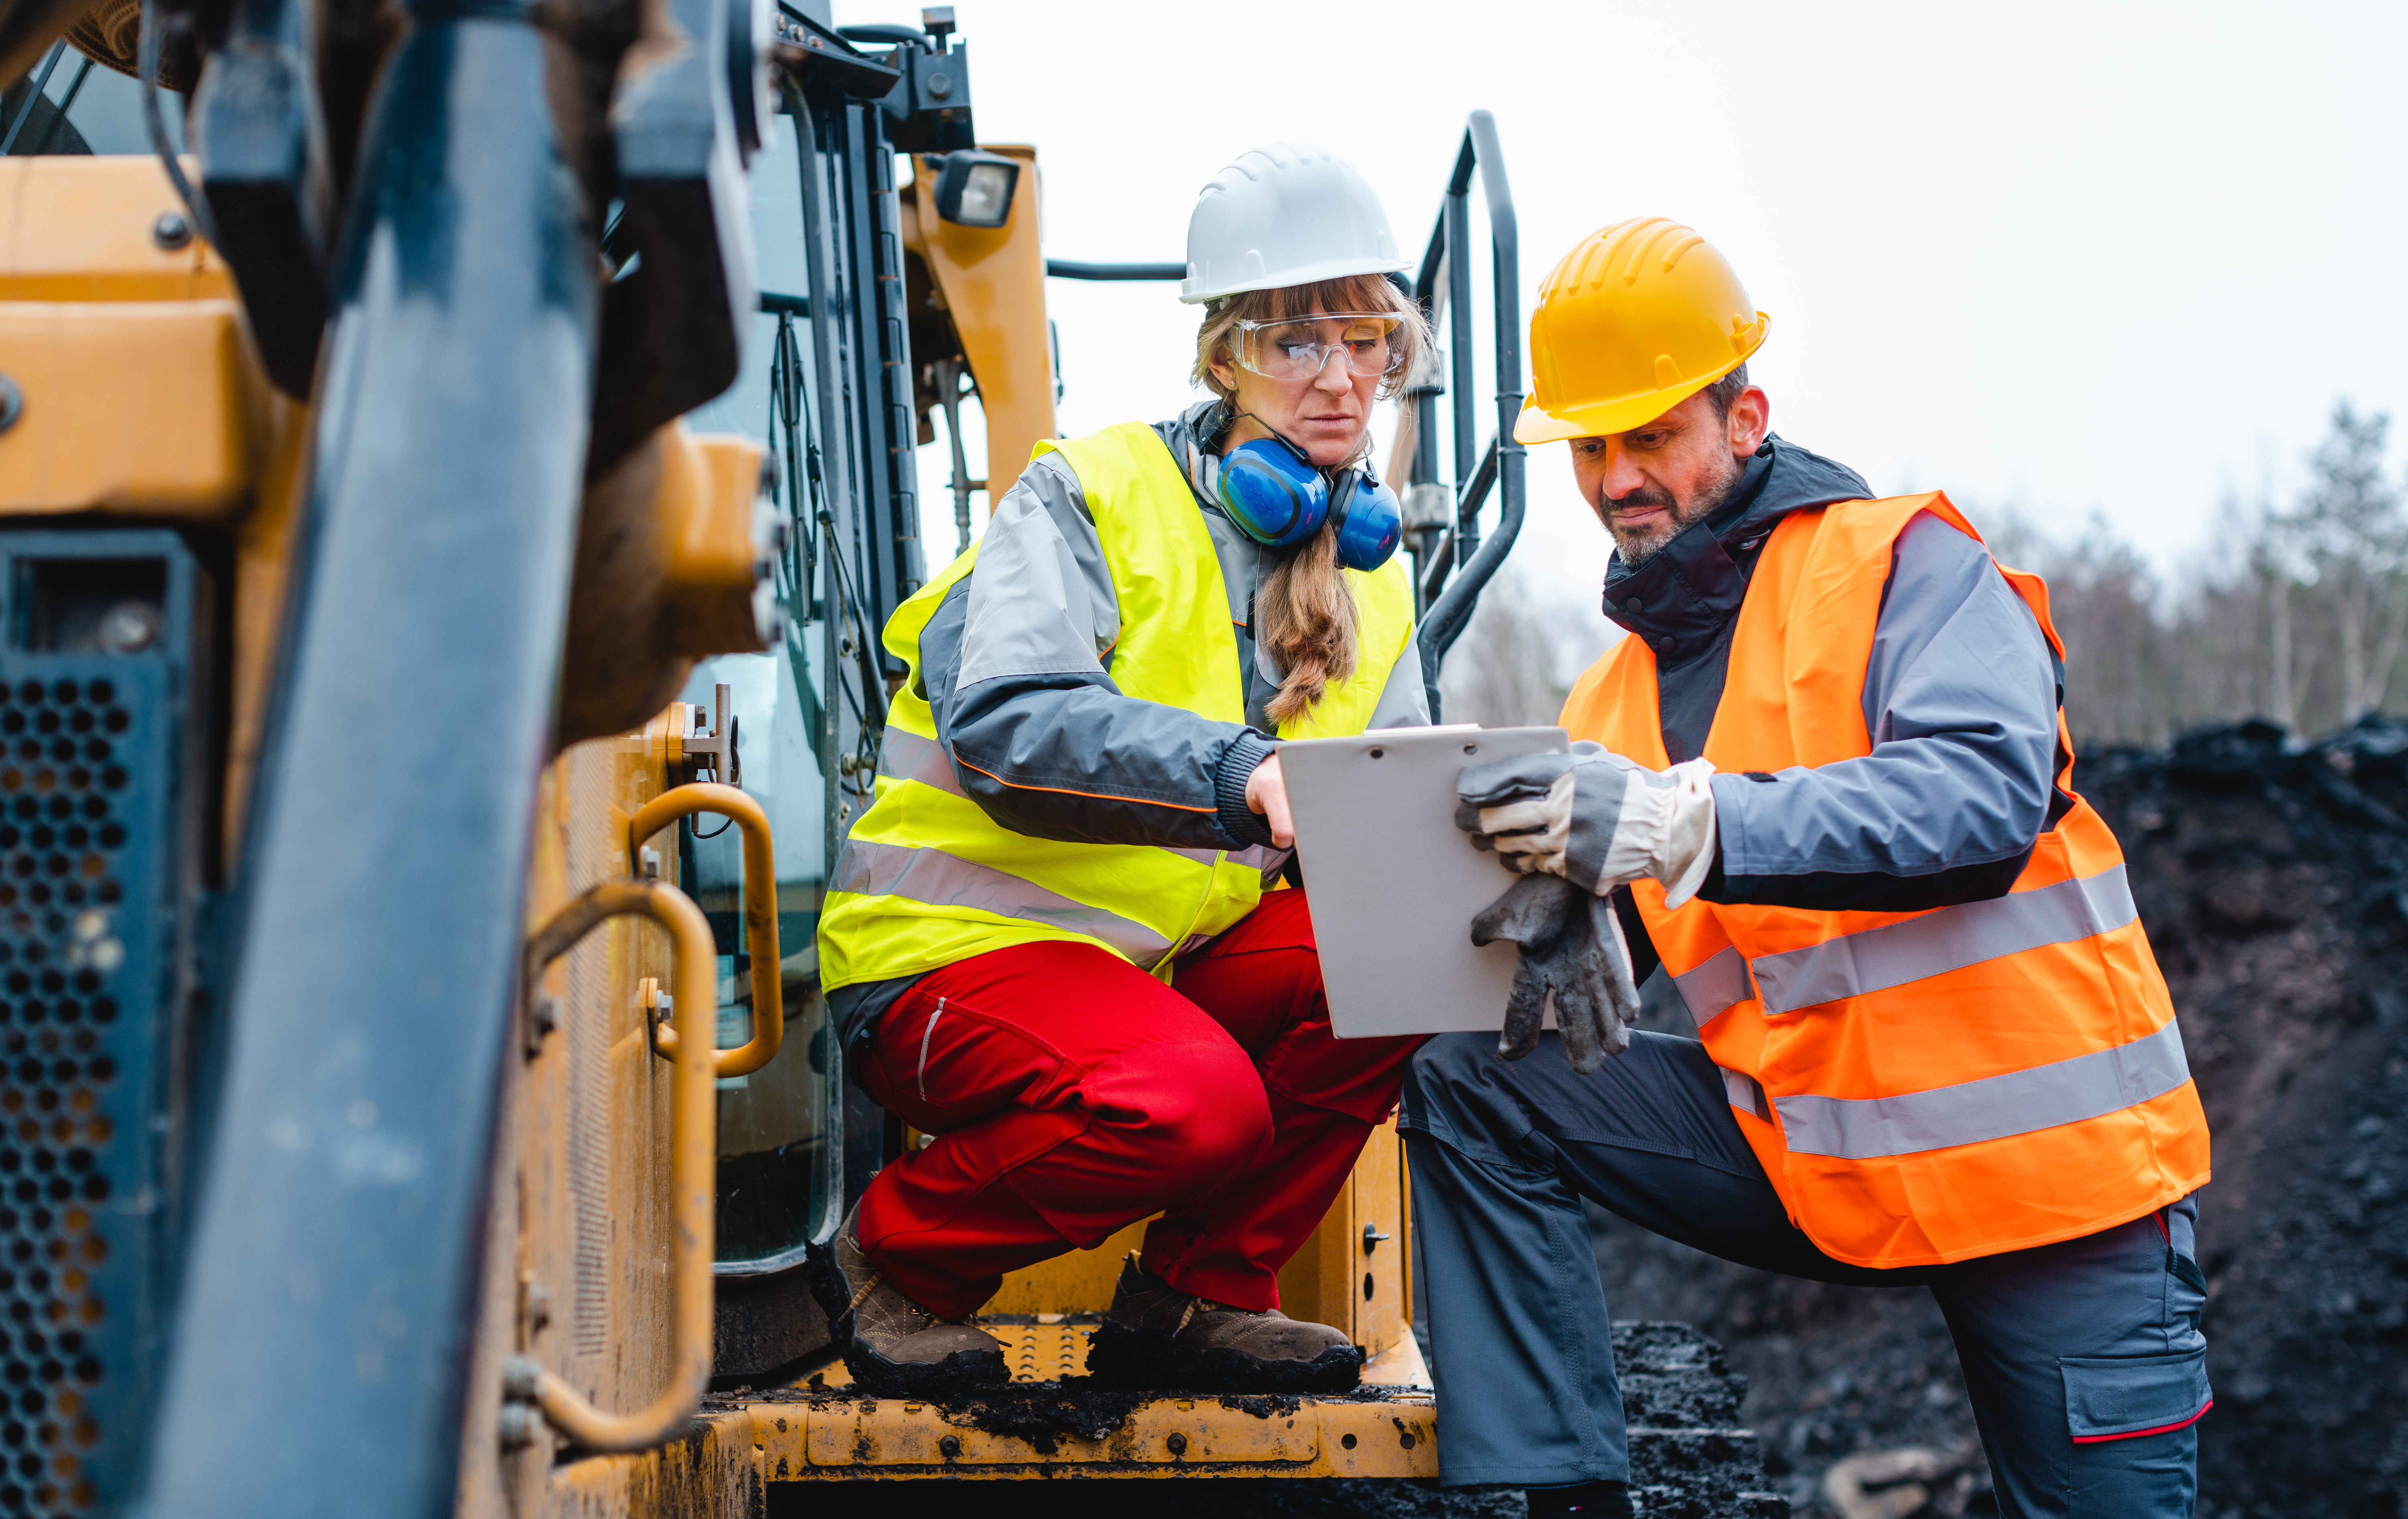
[811, 142, 1434, 1398]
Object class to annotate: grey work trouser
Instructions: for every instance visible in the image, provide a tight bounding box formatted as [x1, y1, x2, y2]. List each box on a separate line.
[1401, 1030, 2208, 1517]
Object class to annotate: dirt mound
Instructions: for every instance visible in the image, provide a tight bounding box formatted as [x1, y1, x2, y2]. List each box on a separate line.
[1593, 717, 2408, 1518]
[936, 1379, 1150, 1450]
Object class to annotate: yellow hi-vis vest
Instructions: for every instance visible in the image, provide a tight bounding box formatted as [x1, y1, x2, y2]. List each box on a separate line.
[817, 421, 1418, 992]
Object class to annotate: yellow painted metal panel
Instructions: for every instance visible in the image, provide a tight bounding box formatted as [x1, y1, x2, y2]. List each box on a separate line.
[903, 146, 1055, 503]
[757, 1316, 1434, 1481]
[0, 157, 234, 303]
[659, 428, 771, 655]
[753, 1388, 1436, 1481]
[1353, 1120, 1409, 1357]
[978, 1215, 1151, 1316]
[458, 735, 690, 1517]
[544, 1406, 765, 1518]
[220, 394, 313, 861]
[0, 299, 255, 515]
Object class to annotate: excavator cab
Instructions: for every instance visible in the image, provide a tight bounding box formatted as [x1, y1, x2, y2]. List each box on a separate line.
[0, 4, 1553, 1512]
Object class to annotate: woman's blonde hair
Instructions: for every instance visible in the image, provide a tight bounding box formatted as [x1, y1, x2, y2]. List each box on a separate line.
[1192, 274, 1431, 728]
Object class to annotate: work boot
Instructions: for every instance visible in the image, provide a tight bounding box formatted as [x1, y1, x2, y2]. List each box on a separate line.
[1085, 1254, 1364, 1394]
[805, 1202, 1008, 1397]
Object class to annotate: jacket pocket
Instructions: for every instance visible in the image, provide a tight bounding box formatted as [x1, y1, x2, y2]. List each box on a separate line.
[2060, 1346, 2211, 1442]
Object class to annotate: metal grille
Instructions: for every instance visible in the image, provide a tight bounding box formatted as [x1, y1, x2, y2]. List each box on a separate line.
[565, 752, 616, 1360]
[567, 958, 611, 1358]
[0, 669, 158, 1517]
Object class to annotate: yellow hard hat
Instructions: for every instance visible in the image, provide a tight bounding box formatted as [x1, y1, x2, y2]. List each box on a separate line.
[1515, 218, 1770, 444]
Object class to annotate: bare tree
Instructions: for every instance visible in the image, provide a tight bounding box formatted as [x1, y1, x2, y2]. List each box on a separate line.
[1434, 567, 1618, 730]
[2286, 401, 2405, 720]
[1442, 403, 2408, 754]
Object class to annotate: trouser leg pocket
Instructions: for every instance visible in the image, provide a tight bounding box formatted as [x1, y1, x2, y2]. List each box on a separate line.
[2060, 1346, 2212, 1443]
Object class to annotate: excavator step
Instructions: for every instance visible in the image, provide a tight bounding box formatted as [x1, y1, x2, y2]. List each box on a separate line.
[724, 1313, 1436, 1480]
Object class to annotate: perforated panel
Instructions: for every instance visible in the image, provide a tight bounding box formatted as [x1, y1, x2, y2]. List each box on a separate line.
[0, 533, 199, 1519]
[0, 673, 153, 1517]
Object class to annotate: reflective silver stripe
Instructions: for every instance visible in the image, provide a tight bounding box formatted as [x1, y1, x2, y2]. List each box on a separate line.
[877, 729, 965, 798]
[1674, 946, 1754, 1027]
[917, 998, 945, 1100]
[881, 737, 1267, 879]
[1721, 1066, 1771, 1123]
[1750, 865, 2138, 1017]
[833, 838, 1175, 964]
[1772, 1017, 2190, 1159]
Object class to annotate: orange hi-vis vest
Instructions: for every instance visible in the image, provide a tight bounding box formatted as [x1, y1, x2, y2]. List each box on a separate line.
[1562, 492, 2210, 1268]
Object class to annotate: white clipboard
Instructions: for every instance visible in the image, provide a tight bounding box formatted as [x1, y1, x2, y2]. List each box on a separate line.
[1280, 724, 1570, 1039]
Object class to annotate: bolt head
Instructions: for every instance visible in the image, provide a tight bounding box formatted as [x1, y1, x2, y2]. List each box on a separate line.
[0, 375, 18, 434]
[497, 1403, 538, 1450]
[152, 212, 194, 250]
[97, 601, 160, 654]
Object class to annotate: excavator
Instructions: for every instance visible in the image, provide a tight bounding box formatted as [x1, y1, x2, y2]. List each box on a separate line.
[0, 1, 1534, 1512]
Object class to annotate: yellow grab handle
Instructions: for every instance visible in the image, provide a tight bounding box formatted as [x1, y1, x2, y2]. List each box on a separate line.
[625, 781, 783, 1078]
[510, 880, 717, 1452]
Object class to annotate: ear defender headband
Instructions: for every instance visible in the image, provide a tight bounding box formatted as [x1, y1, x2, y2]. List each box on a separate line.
[1216, 431, 1403, 572]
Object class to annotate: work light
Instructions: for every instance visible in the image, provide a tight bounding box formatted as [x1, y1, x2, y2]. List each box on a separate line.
[933, 150, 1020, 228]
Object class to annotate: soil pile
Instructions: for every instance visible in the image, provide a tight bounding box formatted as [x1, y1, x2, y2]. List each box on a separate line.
[1593, 717, 2408, 1518]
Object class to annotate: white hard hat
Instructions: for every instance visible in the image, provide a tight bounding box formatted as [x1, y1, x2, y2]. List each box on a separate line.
[1180, 142, 1410, 304]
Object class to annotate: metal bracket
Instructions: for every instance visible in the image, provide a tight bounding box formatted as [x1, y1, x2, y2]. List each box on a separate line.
[674, 682, 742, 787]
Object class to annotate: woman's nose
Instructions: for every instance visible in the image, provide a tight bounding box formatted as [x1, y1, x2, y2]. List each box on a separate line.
[1311, 349, 1353, 393]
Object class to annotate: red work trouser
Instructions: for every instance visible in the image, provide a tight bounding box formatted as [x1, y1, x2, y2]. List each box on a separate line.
[852, 890, 1424, 1321]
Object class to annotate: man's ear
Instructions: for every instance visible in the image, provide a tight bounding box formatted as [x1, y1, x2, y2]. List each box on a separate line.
[1728, 386, 1771, 455]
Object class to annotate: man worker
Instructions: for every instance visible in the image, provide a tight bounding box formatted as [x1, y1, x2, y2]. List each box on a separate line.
[1402, 218, 2213, 1518]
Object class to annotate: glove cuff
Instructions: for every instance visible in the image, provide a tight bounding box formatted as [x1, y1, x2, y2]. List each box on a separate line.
[1581, 757, 1719, 905]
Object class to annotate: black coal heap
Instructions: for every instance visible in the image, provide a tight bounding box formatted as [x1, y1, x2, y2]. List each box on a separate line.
[1599, 716, 2408, 1519]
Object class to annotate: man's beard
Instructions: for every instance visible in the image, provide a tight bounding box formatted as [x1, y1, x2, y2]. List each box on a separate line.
[1603, 450, 1747, 567]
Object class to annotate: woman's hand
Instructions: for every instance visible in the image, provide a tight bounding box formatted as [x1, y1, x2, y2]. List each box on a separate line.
[1245, 752, 1295, 849]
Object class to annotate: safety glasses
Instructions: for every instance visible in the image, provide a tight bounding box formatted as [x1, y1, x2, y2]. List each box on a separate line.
[1231, 312, 1406, 383]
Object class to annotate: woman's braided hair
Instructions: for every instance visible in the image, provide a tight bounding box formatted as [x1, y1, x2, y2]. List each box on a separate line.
[1192, 274, 1430, 727]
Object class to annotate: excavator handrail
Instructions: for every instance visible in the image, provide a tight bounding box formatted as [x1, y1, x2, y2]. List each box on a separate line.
[1409, 110, 1525, 720]
[508, 879, 718, 1452]
[626, 781, 784, 1078]
[1044, 259, 1186, 281]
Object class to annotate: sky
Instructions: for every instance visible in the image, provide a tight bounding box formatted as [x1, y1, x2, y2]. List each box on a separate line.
[840, 0, 2408, 629]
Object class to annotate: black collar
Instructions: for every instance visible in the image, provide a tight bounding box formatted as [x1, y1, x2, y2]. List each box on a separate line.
[1599, 436, 1871, 667]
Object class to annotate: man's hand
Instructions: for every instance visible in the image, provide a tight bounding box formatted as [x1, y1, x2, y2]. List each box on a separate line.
[1246, 751, 1294, 849]
[1456, 747, 1720, 906]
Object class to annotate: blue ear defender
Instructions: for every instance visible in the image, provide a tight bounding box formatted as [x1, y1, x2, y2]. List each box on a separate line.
[1328, 472, 1403, 572]
[1218, 438, 1328, 548]
[1216, 436, 1404, 571]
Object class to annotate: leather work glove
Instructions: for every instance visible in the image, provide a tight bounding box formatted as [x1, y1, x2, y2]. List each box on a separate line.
[1456, 744, 1720, 907]
[1468, 873, 1640, 1074]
